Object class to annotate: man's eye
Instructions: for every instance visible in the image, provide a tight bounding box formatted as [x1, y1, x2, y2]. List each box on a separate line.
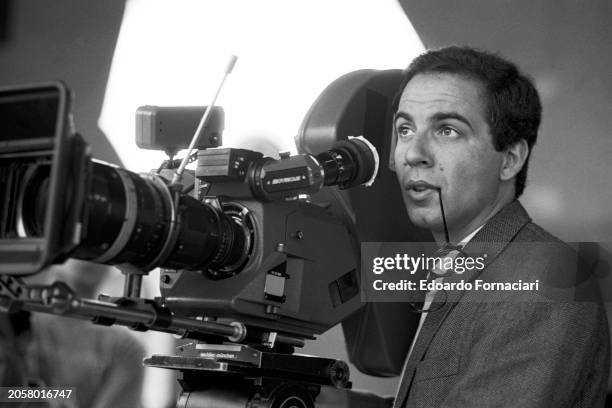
[437, 126, 460, 138]
[397, 126, 415, 139]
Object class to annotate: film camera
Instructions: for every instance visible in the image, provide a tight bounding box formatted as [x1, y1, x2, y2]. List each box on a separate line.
[0, 70, 410, 407]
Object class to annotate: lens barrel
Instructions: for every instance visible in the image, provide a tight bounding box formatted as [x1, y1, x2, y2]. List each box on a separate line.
[20, 160, 249, 273]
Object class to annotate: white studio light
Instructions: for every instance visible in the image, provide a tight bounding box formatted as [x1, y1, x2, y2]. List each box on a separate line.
[99, 0, 424, 171]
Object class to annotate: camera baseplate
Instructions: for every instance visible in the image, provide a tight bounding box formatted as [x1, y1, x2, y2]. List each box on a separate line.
[144, 342, 350, 408]
[144, 342, 350, 388]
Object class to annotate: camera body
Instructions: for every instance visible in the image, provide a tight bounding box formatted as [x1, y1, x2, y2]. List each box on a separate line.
[156, 146, 363, 339]
[0, 82, 372, 342]
[0, 71, 418, 384]
[0, 73, 424, 408]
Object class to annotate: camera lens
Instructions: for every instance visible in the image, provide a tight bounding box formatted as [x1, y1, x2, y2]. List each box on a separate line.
[71, 161, 251, 274]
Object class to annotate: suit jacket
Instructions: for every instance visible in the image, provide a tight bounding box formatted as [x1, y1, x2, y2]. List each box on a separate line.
[394, 201, 610, 408]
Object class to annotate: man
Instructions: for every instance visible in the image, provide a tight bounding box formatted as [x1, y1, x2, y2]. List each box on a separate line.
[391, 46, 610, 407]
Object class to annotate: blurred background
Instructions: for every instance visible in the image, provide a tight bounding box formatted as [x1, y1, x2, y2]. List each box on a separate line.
[0, 0, 610, 406]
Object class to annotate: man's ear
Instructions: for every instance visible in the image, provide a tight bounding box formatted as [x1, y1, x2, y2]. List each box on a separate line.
[500, 139, 529, 181]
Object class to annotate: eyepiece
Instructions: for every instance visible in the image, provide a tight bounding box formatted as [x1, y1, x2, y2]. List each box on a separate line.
[248, 137, 379, 202]
[316, 136, 379, 189]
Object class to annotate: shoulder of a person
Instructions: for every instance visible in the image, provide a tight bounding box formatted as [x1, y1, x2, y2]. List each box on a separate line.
[502, 220, 577, 269]
[477, 220, 606, 308]
[514, 220, 567, 246]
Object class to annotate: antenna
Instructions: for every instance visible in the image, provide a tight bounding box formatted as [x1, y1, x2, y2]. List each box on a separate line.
[171, 55, 238, 185]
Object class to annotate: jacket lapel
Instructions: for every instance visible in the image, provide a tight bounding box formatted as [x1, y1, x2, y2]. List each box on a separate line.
[394, 200, 531, 407]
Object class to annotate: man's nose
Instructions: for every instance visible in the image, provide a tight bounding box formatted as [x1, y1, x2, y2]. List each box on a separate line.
[403, 131, 433, 168]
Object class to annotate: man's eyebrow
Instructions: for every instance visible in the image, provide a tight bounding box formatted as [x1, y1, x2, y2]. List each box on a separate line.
[431, 112, 474, 131]
[393, 112, 413, 124]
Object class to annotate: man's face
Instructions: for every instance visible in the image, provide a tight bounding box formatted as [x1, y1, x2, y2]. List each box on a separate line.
[393, 73, 505, 240]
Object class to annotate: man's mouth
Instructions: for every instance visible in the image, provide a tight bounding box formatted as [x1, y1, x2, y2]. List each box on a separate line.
[404, 180, 438, 200]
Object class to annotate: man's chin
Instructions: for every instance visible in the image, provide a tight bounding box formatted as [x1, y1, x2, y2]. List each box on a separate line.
[406, 208, 441, 231]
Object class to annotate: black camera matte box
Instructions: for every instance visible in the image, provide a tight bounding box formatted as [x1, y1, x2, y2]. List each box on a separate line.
[0, 81, 76, 275]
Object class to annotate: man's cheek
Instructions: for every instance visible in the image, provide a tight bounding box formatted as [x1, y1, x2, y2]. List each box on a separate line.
[443, 161, 475, 195]
[393, 145, 404, 173]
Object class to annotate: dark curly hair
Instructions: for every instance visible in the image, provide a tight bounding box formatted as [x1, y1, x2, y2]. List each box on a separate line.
[393, 46, 542, 197]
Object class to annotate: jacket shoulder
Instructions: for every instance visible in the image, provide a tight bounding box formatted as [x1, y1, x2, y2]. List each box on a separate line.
[508, 221, 577, 269]
[514, 221, 567, 246]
